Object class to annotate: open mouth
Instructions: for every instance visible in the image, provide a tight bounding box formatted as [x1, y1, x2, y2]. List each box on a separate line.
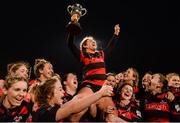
[92, 42, 96, 47]
[156, 85, 161, 90]
[174, 83, 180, 87]
[142, 83, 146, 87]
[73, 81, 77, 85]
[124, 93, 131, 98]
[15, 98, 23, 103]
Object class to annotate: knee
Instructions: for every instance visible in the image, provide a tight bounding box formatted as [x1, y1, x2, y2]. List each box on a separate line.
[97, 97, 115, 111]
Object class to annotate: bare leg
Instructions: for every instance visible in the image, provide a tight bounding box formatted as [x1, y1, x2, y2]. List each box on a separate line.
[68, 87, 117, 122]
[96, 96, 117, 121]
[68, 108, 88, 122]
[68, 87, 94, 122]
[89, 103, 97, 118]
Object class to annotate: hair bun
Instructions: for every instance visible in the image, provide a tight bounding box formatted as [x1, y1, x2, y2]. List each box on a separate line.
[35, 59, 47, 65]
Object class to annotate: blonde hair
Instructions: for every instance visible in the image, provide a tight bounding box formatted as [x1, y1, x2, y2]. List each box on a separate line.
[129, 67, 139, 86]
[166, 73, 179, 81]
[4, 75, 28, 90]
[33, 58, 51, 78]
[7, 61, 29, 75]
[80, 36, 95, 50]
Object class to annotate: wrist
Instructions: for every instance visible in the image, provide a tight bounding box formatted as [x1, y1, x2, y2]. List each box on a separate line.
[97, 89, 104, 97]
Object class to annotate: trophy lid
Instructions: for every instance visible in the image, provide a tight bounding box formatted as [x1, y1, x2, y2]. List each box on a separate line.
[67, 3, 87, 17]
[71, 9, 82, 16]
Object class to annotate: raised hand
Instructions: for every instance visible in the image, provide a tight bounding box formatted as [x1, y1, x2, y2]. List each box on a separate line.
[71, 13, 80, 23]
[165, 91, 175, 102]
[99, 84, 113, 96]
[114, 24, 120, 36]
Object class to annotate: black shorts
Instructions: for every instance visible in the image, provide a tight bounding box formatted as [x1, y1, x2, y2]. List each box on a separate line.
[78, 82, 102, 93]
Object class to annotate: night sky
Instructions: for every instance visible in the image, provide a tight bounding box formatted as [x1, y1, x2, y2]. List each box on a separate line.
[1, 0, 180, 79]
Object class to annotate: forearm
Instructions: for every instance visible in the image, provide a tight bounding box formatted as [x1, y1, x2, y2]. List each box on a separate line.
[67, 33, 80, 60]
[106, 34, 118, 48]
[71, 91, 103, 113]
[104, 34, 119, 59]
[56, 91, 103, 121]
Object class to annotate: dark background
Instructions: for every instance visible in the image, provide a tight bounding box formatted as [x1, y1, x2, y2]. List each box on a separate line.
[1, 0, 180, 80]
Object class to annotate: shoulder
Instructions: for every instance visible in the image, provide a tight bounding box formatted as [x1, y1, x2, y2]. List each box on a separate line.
[33, 105, 60, 122]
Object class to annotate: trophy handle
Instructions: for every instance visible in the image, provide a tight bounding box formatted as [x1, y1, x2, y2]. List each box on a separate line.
[81, 8, 87, 16]
[67, 5, 72, 14]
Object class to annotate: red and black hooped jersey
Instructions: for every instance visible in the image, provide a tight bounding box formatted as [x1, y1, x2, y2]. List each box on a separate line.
[80, 50, 106, 86]
[168, 87, 180, 102]
[170, 100, 180, 122]
[117, 101, 142, 122]
[67, 32, 118, 87]
[63, 92, 76, 103]
[0, 100, 33, 122]
[142, 93, 170, 122]
[168, 87, 180, 121]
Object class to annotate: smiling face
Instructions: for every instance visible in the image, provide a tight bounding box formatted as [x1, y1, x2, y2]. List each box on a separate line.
[85, 39, 97, 51]
[81, 37, 97, 53]
[51, 80, 65, 105]
[4, 80, 27, 108]
[120, 84, 133, 100]
[124, 68, 136, 85]
[40, 63, 54, 79]
[168, 75, 180, 88]
[14, 65, 29, 79]
[106, 75, 116, 88]
[8, 62, 29, 80]
[115, 72, 124, 84]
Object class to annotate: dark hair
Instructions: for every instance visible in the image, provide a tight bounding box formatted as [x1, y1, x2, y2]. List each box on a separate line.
[61, 73, 76, 90]
[118, 83, 133, 94]
[35, 78, 57, 108]
[116, 83, 133, 102]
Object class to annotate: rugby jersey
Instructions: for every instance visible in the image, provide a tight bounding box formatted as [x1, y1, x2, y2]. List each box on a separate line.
[67, 32, 118, 87]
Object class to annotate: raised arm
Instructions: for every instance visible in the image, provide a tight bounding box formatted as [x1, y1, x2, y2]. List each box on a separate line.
[66, 14, 81, 60]
[67, 33, 80, 60]
[104, 24, 120, 59]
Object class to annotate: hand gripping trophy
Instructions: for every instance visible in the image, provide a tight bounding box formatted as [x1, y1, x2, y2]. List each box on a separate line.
[66, 3, 87, 35]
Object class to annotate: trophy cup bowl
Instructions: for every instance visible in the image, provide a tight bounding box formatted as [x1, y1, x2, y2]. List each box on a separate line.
[66, 3, 87, 35]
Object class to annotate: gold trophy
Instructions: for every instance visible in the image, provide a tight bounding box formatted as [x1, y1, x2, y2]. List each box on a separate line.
[66, 3, 87, 35]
